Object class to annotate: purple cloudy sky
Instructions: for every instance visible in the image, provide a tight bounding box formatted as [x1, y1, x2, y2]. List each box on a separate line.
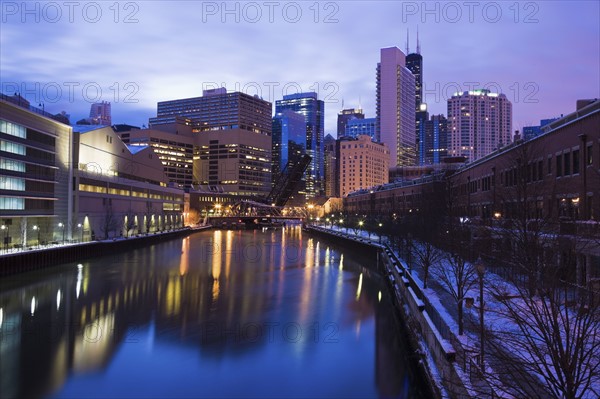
[1, 1, 598, 135]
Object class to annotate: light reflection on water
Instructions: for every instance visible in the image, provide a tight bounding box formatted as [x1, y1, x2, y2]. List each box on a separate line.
[0, 227, 429, 398]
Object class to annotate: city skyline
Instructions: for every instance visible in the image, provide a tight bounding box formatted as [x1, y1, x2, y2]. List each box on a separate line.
[1, 2, 598, 135]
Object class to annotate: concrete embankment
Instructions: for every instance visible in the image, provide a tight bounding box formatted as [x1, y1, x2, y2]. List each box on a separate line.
[0, 226, 212, 276]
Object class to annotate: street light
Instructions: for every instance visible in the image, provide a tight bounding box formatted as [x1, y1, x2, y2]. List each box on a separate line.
[77, 223, 83, 242]
[33, 225, 40, 248]
[58, 222, 65, 244]
[378, 222, 383, 243]
[475, 257, 486, 369]
[358, 220, 364, 236]
[339, 219, 344, 233]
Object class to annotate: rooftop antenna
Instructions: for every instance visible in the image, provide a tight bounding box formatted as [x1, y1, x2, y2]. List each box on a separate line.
[416, 26, 421, 54]
[405, 28, 409, 54]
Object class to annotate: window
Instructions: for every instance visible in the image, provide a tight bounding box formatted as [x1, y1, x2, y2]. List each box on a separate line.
[0, 140, 26, 155]
[0, 120, 26, 138]
[0, 158, 25, 172]
[0, 197, 24, 210]
[556, 154, 562, 177]
[587, 145, 593, 166]
[0, 176, 25, 191]
[573, 150, 580, 174]
[548, 157, 552, 175]
[564, 152, 571, 175]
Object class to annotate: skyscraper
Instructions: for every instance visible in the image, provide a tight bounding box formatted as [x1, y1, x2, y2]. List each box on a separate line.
[150, 89, 272, 196]
[149, 88, 272, 135]
[89, 101, 111, 125]
[447, 89, 512, 162]
[405, 31, 423, 113]
[323, 134, 337, 197]
[272, 110, 307, 203]
[420, 113, 448, 165]
[376, 47, 416, 167]
[345, 117, 377, 140]
[275, 92, 324, 199]
[337, 108, 364, 137]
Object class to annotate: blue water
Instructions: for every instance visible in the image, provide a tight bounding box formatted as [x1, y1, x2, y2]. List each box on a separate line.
[0, 227, 429, 398]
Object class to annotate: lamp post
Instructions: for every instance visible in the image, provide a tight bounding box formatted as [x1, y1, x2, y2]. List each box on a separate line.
[358, 220, 364, 237]
[378, 222, 383, 243]
[58, 222, 65, 244]
[77, 223, 83, 242]
[339, 219, 344, 233]
[475, 257, 486, 369]
[33, 225, 40, 248]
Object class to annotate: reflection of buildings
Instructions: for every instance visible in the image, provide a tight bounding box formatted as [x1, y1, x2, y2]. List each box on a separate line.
[0, 228, 414, 398]
[272, 110, 307, 203]
[275, 92, 325, 198]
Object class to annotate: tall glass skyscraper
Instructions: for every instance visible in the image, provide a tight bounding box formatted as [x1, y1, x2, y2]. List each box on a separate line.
[376, 47, 416, 167]
[275, 92, 324, 199]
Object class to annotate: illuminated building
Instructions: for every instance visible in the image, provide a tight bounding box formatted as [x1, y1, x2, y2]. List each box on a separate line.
[0, 97, 73, 247]
[324, 134, 337, 197]
[117, 123, 195, 190]
[275, 92, 324, 199]
[345, 117, 376, 140]
[272, 110, 307, 203]
[74, 125, 186, 239]
[337, 108, 364, 137]
[376, 47, 417, 167]
[338, 135, 389, 197]
[447, 89, 512, 162]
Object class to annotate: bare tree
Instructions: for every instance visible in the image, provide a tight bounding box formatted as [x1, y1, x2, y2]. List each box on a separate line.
[480, 141, 600, 398]
[484, 249, 600, 399]
[434, 252, 477, 335]
[413, 240, 443, 289]
[101, 200, 117, 239]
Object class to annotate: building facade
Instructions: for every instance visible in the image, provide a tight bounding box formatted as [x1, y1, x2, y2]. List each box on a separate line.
[275, 92, 324, 199]
[272, 110, 307, 203]
[149, 88, 272, 136]
[0, 99, 73, 248]
[337, 108, 364, 137]
[324, 134, 337, 197]
[149, 89, 273, 197]
[345, 117, 377, 140]
[338, 135, 389, 197]
[89, 101, 111, 125]
[194, 129, 272, 196]
[447, 89, 512, 162]
[117, 123, 195, 190]
[376, 47, 416, 167]
[418, 113, 449, 165]
[74, 126, 185, 240]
